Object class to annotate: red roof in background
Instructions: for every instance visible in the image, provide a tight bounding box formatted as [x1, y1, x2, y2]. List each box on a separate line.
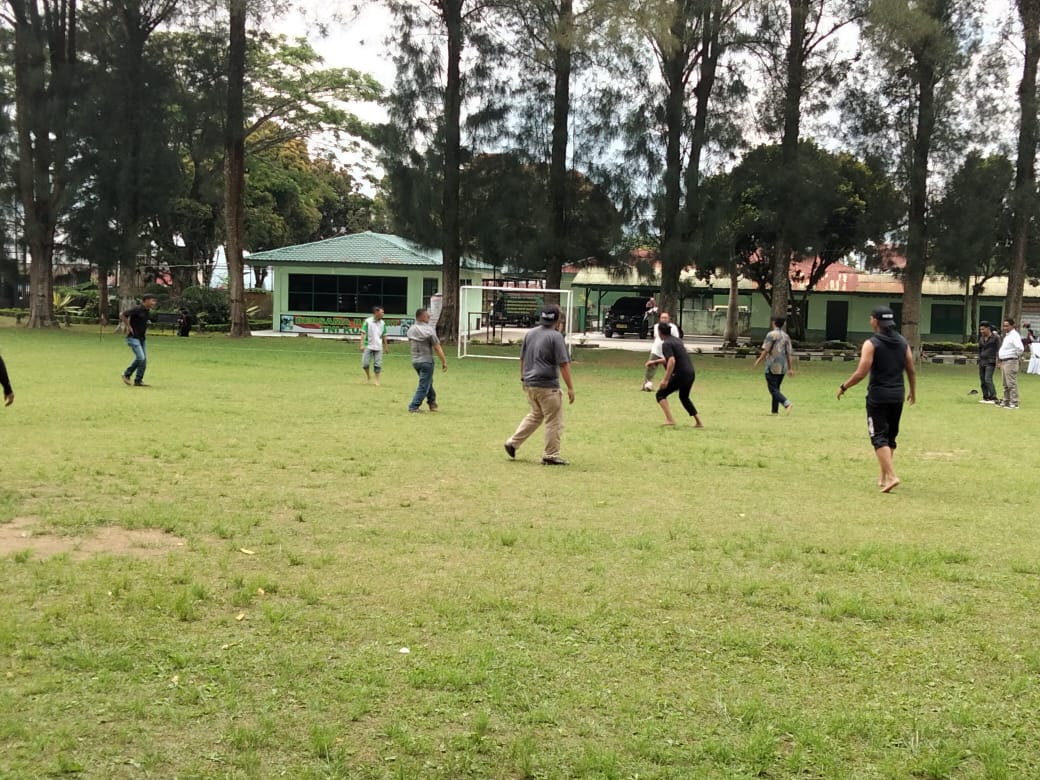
[877, 246, 907, 271]
[789, 257, 904, 294]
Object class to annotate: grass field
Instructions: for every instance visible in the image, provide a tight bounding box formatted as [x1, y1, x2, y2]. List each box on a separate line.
[0, 322, 1037, 779]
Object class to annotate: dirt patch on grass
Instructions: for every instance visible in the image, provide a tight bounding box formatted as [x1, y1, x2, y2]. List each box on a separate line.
[0, 517, 187, 560]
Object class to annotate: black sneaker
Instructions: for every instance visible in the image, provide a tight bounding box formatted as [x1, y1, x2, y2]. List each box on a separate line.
[541, 456, 569, 466]
[121, 374, 132, 386]
[134, 382, 150, 387]
[504, 443, 516, 459]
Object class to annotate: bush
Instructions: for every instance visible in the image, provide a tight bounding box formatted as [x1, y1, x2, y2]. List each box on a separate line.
[922, 342, 973, 353]
[174, 286, 230, 325]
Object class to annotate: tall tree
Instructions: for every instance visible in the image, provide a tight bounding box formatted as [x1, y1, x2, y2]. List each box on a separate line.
[67, 0, 180, 324]
[844, 0, 983, 355]
[753, 0, 866, 322]
[932, 153, 1014, 340]
[385, 0, 490, 342]
[3, 0, 79, 328]
[701, 141, 898, 338]
[225, 0, 249, 337]
[1006, 0, 1040, 322]
[625, 0, 752, 317]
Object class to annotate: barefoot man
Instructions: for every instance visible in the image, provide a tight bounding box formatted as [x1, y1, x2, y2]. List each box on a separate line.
[837, 306, 916, 493]
[653, 321, 703, 428]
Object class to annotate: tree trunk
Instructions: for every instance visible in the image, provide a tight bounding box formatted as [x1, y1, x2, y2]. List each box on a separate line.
[771, 0, 810, 320]
[225, 0, 250, 337]
[437, 0, 464, 343]
[544, 0, 573, 301]
[98, 267, 109, 326]
[681, 8, 720, 287]
[902, 55, 938, 357]
[1007, 0, 1040, 323]
[962, 276, 970, 343]
[723, 263, 739, 346]
[658, 17, 687, 319]
[10, 0, 76, 329]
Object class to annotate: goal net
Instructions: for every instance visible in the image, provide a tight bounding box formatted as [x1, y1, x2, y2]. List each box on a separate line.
[458, 285, 574, 360]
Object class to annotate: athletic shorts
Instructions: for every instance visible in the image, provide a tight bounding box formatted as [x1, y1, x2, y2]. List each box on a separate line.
[866, 400, 903, 450]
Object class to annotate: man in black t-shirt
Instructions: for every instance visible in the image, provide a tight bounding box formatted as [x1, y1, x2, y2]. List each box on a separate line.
[654, 322, 703, 427]
[0, 353, 13, 406]
[837, 306, 917, 493]
[119, 294, 158, 386]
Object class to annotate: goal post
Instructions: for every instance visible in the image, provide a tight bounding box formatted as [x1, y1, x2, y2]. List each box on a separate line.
[458, 285, 574, 360]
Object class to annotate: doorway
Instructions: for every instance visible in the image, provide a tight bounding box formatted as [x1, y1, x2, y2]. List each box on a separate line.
[826, 300, 849, 341]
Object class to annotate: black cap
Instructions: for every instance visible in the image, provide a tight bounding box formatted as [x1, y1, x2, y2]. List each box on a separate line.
[540, 305, 561, 323]
[871, 305, 895, 325]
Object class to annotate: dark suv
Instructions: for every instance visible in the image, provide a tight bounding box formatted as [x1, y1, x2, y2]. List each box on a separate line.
[603, 296, 653, 338]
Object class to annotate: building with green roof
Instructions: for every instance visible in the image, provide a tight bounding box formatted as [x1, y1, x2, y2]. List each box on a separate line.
[246, 232, 495, 336]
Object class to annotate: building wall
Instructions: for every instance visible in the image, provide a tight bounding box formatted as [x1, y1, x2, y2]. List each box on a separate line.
[271, 265, 487, 336]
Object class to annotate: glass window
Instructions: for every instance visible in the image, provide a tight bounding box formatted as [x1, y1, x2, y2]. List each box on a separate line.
[930, 303, 964, 335]
[423, 278, 438, 309]
[287, 273, 410, 314]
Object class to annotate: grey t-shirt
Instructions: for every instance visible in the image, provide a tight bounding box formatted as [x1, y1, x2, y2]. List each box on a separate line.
[520, 325, 569, 388]
[407, 321, 440, 363]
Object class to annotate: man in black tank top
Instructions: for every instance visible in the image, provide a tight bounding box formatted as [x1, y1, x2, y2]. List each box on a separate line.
[836, 306, 917, 493]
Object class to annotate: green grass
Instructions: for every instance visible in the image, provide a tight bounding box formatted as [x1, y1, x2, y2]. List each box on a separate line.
[0, 322, 1037, 779]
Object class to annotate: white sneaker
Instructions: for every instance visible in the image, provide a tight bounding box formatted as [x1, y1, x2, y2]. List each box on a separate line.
[642, 381, 654, 392]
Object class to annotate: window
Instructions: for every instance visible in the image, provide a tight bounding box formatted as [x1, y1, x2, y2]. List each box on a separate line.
[930, 303, 964, 335]
[422, 278, 438, 310]
[979, 305, 1002, 328]
[889, 302, 903, 330]
[287, 274, 408, 314]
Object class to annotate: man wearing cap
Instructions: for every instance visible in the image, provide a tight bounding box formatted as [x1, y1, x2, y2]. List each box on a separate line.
[836, 306, 916, 493]
[503, 304, 575, 465]
[996, 317, 1024, 409]
[977, 321, 1000, 403]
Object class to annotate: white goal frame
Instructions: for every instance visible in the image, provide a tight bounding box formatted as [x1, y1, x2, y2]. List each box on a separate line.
[458, 285, 574, 360]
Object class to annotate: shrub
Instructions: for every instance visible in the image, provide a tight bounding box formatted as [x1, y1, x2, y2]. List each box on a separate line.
[174, 286, 230, 325]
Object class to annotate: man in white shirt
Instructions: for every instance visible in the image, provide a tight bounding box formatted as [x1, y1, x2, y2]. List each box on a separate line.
[361, 306, 388, 385]
[997, 316, 1025, 409]
[642, 311, 681, 390]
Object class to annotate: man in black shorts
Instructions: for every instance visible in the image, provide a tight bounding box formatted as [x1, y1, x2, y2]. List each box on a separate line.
[653, 321, 703, 427]
[0, 352, 13, 406]
[837, 306, 916, 493]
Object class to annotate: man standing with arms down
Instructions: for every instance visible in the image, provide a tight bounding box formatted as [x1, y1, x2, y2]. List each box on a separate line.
[837, 306, 916, 493]
[996, 317, 1024, 409]
[503, 304, 575, 465]
[977, 321, 1000, 403]
[406, 308, 448, 413]
[360, 306, 388, 385]
[753, 315, 794, 414]
[119, 293, 158, 387]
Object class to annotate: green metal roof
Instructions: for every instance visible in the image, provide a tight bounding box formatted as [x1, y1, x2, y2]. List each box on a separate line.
[246, 231, 494, 270]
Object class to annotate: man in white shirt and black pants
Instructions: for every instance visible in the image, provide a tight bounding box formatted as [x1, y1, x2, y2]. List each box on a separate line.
[997, 317, 1025, 409]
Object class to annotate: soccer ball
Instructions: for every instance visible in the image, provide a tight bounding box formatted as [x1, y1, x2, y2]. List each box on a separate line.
[643, 380, 654, 392]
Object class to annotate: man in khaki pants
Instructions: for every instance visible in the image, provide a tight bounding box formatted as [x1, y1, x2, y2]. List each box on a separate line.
[503, 304, 576, 465]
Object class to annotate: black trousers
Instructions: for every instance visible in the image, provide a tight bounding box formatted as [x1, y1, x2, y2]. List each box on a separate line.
[656, 372, 697, 416]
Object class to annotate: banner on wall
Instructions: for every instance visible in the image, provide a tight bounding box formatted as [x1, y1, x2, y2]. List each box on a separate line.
[279, 314, 415, 337]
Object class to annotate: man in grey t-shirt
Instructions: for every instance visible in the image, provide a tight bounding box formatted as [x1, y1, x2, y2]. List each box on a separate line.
[503, 304, 575, 465]
[406, 308, 447, 413]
